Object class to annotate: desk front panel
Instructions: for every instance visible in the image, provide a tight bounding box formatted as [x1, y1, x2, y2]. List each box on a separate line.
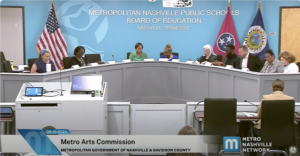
[1, 62, 299, 103]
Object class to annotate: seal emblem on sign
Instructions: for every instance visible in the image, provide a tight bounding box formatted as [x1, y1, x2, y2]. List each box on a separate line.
[244, 26, 267, 54]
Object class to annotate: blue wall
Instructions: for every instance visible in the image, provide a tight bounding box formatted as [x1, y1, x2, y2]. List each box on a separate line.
[1, 0, 300, 63]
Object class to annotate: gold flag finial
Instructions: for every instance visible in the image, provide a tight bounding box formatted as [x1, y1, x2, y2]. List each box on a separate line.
[259, 0, 261, 11]
[228, 0, 230, 7]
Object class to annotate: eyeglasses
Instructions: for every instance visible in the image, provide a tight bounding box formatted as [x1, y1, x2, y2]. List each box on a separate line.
[265, 55, 272, 59]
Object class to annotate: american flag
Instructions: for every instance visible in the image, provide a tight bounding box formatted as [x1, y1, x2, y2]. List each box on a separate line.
[36, 1, 67, 69]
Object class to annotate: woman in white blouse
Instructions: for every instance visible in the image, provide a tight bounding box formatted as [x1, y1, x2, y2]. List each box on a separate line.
[279, 50, 299, 73]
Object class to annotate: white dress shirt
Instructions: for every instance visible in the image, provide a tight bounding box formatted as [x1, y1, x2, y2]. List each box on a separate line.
[242, 53, 249, 68]
[283, 63, 299, 73]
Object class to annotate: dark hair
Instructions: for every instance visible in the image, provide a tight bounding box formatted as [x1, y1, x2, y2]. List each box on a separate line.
[272, 79, 284, 91]
[74, 46, 85, 56]
[226, 44, 235, 50]
[239, 45, 248, 51]
[135, 43, 143, 49]
[265, 49, 274, 56]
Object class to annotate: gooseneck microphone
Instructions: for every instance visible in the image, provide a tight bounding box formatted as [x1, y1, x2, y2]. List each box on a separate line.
[244, 100, 258, 112]
[59, 64, 63, 96]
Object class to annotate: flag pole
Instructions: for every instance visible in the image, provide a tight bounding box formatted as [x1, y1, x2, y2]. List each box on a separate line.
[228, 0, 230, 7]
[259, 0, 261, 11]
[51, 0, 59, 22]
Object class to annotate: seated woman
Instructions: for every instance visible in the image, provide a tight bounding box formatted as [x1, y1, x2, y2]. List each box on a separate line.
[129, 42, 148, 61]
[279, 50, 299, 73]
[159, 44, 178, 61]
[197, 44, 217, 64]
[31, 49, 56, 73]
[71, 46, 89, 66]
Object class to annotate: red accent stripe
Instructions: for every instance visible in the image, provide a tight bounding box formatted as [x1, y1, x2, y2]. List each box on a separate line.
[49, 32, 63, 68]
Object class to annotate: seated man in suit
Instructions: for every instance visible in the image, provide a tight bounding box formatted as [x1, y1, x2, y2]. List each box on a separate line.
[237, 45, 263, 72]
[253, 79, 294, 135]
[212, 44, 240, 68]
[260, 49, 284, 73]
[249, 79, 293, 156]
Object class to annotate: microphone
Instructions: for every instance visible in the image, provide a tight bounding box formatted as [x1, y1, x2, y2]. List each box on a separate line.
[112, 55, 114, 61]
[59, 63, 63, 96]
[244, 100, 259, 112]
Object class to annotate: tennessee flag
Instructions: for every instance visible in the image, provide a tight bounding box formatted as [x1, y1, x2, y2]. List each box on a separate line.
[213, 1, 240, 60]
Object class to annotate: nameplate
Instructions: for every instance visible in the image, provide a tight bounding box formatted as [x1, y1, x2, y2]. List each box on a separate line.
[108, 61, 116, 64]
[186, 60, 194, 64]
[91, 63, 98, 66]
[242, 68, 250, 72]
[225, 65, 233, 69]
[122, 59, 131, 63]
[71, 65, 79, 69]
[158, 58, 168, 62]
[144, 58, 155, 61]
[18, 65, 28, 70]
[204, 62, 212, 66]
[171, 59, 180, 62]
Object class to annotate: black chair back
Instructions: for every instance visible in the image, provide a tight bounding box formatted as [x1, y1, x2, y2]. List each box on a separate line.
[2, 61, 12, 72]
[217, 54, 223, 62]
[85, 54, 101, 63]
[127, 52, 131, 59]
[0, 51, 6, 63]
[260, 100, 295, 147]
[159, 52, 179, 58]
[203, 98, 237, 136]
[63, 57, 73, 69]
[0, 62, 3, 72]
[28, 58, 38, 70]
[296, 62, 300, 72]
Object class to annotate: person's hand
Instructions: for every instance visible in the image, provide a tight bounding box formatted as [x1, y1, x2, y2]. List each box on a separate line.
[194, 61, 200, 64]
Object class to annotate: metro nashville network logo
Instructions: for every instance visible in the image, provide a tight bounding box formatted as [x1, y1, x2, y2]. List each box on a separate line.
[223, 137, 272, 153]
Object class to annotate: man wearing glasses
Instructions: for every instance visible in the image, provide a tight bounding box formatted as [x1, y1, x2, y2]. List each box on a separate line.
[260, 49, 284, 73]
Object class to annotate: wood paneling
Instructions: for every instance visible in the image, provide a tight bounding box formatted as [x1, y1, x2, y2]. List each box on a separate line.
[280, 8, 300, 63]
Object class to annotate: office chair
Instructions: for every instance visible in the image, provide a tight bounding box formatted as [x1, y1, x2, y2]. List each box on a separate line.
[85, 54, 101, 63]
[127, 52, 131, 59]
[0, 51, 6, 63]
[62, 57, 73, 69]
[28, 58, 38, 70]
[200, 98, 242, 156]
[217, 55, 223, 62]
[2, 61, 13, 72]
[251, 100, 295, 156]
[296, 62, 300, 72]
[159, 52, 179, 58]
[0, 62, 3, 73]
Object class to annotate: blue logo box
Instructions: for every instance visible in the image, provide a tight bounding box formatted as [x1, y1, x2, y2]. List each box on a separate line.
[223, 136, 240, 152]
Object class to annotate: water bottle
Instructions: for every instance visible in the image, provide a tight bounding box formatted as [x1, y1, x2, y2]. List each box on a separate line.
[9, 60, 14, 69]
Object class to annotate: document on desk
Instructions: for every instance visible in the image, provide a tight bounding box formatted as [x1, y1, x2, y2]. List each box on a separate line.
[243, 112, 258, 117]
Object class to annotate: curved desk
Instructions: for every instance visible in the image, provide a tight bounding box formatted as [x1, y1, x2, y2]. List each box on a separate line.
[0, 61, 300, 103]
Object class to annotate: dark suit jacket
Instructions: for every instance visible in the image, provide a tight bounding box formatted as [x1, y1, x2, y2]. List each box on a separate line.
[236, 53, 263, 72]
[71, 56, 88, 67]
[198, 55, 217, 63]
